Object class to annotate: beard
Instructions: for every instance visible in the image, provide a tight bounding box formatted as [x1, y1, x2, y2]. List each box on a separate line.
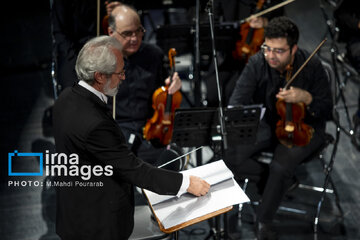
[103, 78, 118, 97]
[265, 52, 292, 72]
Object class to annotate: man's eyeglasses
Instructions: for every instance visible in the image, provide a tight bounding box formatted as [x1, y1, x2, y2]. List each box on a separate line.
[261, 44, 290, 55]
[115, 27, 146, 39]
[112, 70, 125, 78]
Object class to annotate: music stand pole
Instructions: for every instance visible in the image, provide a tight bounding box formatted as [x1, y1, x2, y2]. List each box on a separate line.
[319, 2, 354, 138]
[194, 0, 203, 166]
[206, 1, 228, 238]
[206, 0, 228, 151]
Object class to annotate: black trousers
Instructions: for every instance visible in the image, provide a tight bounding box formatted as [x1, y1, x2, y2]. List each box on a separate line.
[224, 123, 325, 223]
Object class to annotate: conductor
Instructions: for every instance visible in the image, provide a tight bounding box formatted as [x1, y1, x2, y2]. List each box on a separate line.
[52, 35, 210, 240]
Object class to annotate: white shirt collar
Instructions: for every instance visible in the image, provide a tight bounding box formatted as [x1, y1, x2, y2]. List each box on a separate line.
[78, 80, 108, 104]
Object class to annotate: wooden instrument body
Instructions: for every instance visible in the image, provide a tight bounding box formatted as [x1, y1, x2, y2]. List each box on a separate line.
[143, 86, 182, 145]
[232, 0, 265, 62]
[275, 100, 314, 147]
[143, 48, 182, 146]
[233, 24, 264, 62]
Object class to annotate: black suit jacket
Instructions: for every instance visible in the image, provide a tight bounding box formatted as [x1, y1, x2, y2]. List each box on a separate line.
[53, 84, 183, 240]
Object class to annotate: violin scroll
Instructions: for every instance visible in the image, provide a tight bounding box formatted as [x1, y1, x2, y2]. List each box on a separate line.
[168, 48, 177, 69]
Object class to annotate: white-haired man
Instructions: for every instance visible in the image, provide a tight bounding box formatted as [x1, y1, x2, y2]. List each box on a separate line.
[53, 36, 210, 240]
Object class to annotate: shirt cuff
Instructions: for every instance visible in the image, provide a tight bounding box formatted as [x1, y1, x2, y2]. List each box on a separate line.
[176, 173, 190, 197]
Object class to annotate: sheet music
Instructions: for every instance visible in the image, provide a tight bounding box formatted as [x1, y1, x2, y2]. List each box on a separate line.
[144, 160, 233, 205]
[143, 160, 250, 229]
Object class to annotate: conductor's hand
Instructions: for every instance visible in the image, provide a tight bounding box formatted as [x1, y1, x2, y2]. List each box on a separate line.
[187, 176, 210, 197]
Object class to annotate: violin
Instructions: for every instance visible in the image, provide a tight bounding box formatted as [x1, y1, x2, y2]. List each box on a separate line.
[102, 15, 110, 35]
[232, 0, 265, 62]
[143, 48, 182, 146]
[101, 1, 111, 35]
[275, 65, 314, 148]
[275, 39, 327, 148]
[101, 1, 118, 35]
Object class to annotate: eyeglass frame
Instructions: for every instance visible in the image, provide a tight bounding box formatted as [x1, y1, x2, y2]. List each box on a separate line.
[261, 43, 291, 55]
[114, 26, 146, 39]
[111, 70, 126, 78]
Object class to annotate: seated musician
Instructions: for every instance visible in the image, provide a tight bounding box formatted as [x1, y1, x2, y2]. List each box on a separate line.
[107, 4, 183, 166]
[226, 16, 333, 239]
[206, 0, 284, 107]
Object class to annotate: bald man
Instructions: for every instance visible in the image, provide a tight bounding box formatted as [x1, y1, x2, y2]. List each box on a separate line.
[107, 5, 182, 166]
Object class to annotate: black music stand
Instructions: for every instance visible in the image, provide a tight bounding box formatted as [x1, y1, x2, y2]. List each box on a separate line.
[172, 106, 261, 148]
[171, 105, 260, 239]
[156, 23, 239, 56]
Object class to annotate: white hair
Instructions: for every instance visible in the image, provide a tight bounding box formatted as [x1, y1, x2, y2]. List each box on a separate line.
[75, 36, 122, 85]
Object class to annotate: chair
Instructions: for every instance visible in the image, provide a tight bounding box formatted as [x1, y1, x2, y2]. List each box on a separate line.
[239, 60, 344, 233]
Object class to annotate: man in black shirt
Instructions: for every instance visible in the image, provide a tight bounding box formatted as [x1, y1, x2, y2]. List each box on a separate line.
[206, 0, 285, 107]
[107, 4, 182, 165]
[227, 16, 332, 239]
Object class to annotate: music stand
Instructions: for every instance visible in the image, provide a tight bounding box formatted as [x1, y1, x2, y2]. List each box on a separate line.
[172, 106, 261, 148]
[156, 23, 239, 56]
[171, 105, 260, 238]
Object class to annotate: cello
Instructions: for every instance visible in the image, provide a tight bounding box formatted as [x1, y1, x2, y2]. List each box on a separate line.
[275, 39, 327, 148]
[143, 48, 182, 146]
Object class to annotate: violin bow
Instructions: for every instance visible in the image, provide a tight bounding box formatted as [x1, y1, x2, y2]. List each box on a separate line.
[240, 0, 296, 24]
[96, 0, 101, 37]
[284, 38, 327, 89]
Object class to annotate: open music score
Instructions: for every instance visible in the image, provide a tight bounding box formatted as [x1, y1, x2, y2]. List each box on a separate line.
[143, 160, 250, 232]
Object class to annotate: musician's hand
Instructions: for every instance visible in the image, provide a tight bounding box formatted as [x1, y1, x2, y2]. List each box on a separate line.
[276, 87, 313, 105]
[187, 176, 210, 197]
[248, 17, 268, 29]
[165, 72, 182, 95]
[105, 1, 122, 16]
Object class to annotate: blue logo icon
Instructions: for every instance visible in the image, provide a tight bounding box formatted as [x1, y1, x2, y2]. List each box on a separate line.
[8, 150, 43, 176]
